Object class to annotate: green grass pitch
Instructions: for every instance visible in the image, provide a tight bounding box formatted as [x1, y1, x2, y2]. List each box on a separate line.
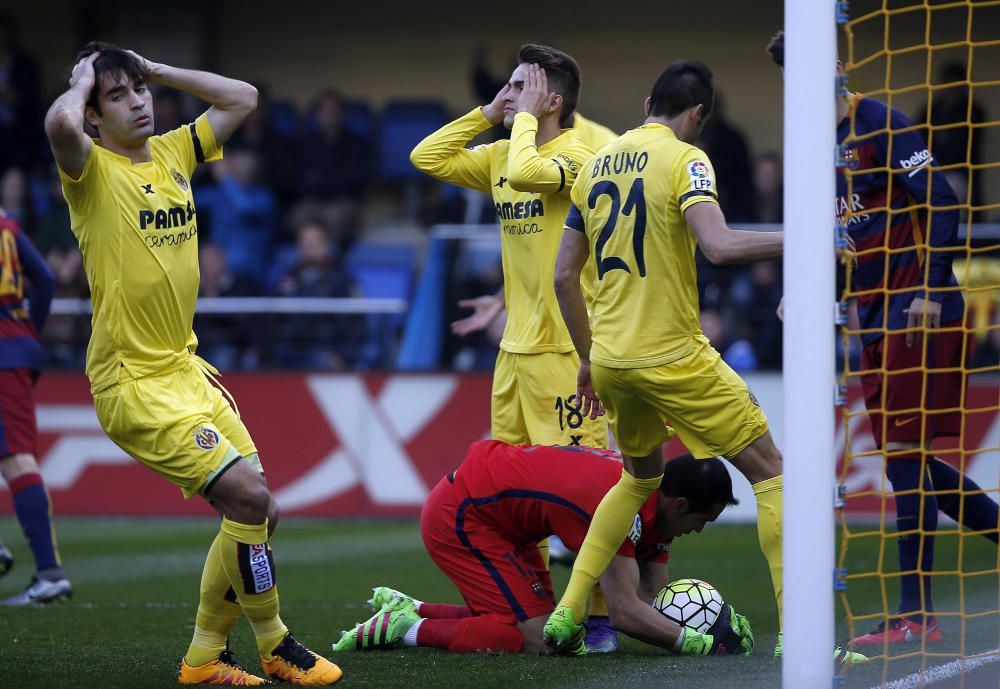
[0, 518, 997, 689]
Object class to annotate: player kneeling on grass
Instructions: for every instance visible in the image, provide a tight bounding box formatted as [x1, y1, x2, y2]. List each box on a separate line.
[332, 441, 753, 656]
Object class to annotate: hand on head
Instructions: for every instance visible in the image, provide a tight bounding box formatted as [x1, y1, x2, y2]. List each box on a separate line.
[482, 84, 512, 126]
[69, 51, 100, 91]
[518, 64, 555, 119]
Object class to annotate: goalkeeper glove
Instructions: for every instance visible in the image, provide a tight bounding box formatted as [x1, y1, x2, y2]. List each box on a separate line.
[679, 604, 754, 656]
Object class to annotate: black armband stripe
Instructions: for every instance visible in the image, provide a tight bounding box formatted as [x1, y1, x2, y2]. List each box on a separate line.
[190, 123, 205, 164]
[552, 159, 566, 193]
[679, 190, 716, 204]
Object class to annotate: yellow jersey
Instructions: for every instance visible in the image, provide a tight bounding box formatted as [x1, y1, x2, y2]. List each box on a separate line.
[411, 108, 594, 354]
[566, 123, 718, 369]
[58, 114, 222, 393]
[572, 113, 618, 151]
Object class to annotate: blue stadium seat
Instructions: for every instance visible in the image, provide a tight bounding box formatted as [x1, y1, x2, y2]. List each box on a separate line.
[342, 100, 376, 140]
[346, 242, 415, 301]
[378, 101, 449, 180]
[345, 242, 416, 367]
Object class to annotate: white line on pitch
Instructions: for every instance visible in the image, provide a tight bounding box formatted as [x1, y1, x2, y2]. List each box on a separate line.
[871, 650, 1000, 689]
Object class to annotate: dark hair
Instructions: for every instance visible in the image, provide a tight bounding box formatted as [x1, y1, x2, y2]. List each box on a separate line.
[660, 454, 738, 513]
[74, 41, 148, 115]
[517, 43, 581, 126]
[648, 60, 715, 120]
[767, 31, 785, 68]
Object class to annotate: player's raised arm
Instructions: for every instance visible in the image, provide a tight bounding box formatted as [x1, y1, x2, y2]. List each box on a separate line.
[685, 201, 784, 264]
[130, 50, 257, 146]
[409, 99, 497, 191]
[507, 64, 588, 194]
[44, 52, 99, 180]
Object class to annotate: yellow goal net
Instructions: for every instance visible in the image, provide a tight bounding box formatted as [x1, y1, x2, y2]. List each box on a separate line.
[836, 0, 1000, 682]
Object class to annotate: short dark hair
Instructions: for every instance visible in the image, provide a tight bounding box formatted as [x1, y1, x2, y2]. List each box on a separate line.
[648, 60, 715, 120]
[767, 31, 785, 68]
[517, 43, 581, 126]
[74, 41, 148, 115]
[660, 454, 738, 513]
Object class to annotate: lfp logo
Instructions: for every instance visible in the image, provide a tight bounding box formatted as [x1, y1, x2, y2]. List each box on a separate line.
[688, 161, 713, 191]
[194, 426, 220, 451]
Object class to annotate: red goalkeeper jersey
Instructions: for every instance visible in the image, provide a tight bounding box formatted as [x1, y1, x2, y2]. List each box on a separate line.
[450, 440, 670, 563]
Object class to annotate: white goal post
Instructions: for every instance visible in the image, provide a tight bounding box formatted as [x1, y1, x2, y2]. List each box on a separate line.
[782, 1, 838, 687]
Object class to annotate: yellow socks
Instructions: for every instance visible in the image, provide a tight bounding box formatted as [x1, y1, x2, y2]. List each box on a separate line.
[219, 517, 288, 657]
[560, 472, 663, 619]
[537, 538, 550, 568]
[753, 474, 784, 628]
[589, 584, 610, 617]
[185, 532, 242, 667]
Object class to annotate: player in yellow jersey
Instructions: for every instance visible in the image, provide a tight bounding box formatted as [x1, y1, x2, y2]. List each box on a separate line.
[411, 43, 617, 650]
[569, 112, 618, 152]
[542, 60, 866, 665]
[44, 43, 341, 686]
[412, 44, 608, 457]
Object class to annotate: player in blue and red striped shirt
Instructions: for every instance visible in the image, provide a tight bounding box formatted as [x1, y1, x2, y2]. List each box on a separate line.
[0, 209, 72, 605]
[769, 31, 999, 646]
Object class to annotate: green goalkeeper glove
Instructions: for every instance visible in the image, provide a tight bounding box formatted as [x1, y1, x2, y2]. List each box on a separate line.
[679, 604, 754, 656]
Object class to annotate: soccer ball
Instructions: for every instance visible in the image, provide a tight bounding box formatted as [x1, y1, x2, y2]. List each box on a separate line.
[652, 578, 725, 633]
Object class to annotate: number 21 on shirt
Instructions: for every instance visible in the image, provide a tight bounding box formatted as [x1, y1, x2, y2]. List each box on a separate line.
[589, 178, 647, 279]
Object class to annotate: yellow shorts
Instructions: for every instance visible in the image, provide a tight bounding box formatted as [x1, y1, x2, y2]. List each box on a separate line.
[492, 349, 608, 448]
[94, 360, 258, 499]
[592, 337, 768, 459]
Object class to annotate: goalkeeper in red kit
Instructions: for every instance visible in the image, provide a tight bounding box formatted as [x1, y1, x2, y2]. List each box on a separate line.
[332, 441, 753, 656]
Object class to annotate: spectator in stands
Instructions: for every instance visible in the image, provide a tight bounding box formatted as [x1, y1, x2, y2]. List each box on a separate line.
[0, 13, 42, 168]
[227, 84, 299, 214]
[470, 45, 514, 142]
[295, 89, 371, 251]
[197, 148, 277, 288]
[195, 245, 259, 370]
[33, 164, 76, 256]
[699, 309, 758, 372]
[40, 248, 88, 369]
[152, 87, 186, 135]
[696, 93, 756, 223]
[753, 152, 783, 224]
[916, 61, 986, 218]
[447, 242, 504, 371]
[0, 166, 33, 233]
[729, 260, 783, 370]
[273, 219, 360, 369]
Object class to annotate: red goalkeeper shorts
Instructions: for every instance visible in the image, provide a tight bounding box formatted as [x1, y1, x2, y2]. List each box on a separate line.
[420, 474, 555, 624]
